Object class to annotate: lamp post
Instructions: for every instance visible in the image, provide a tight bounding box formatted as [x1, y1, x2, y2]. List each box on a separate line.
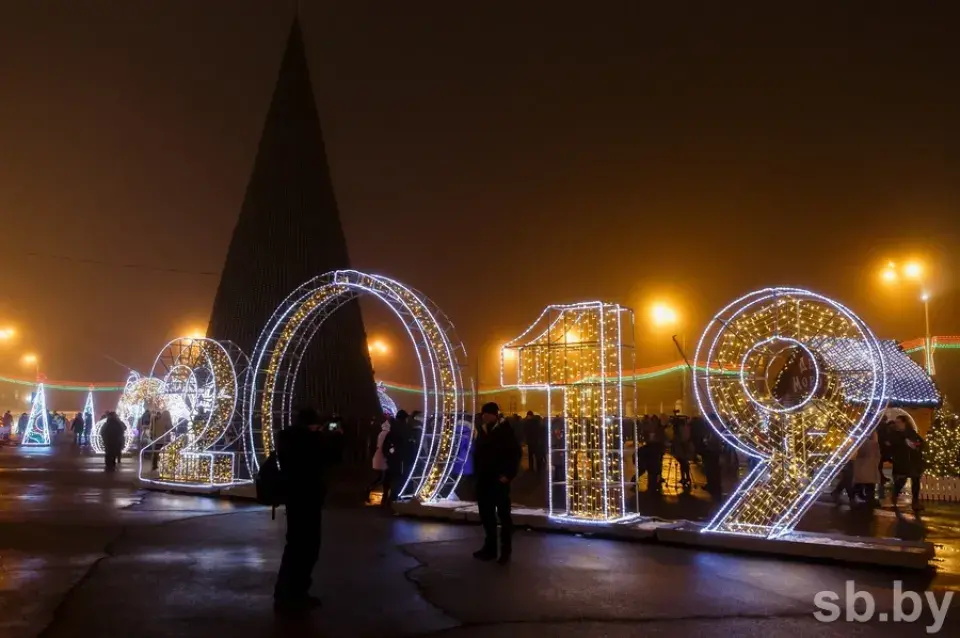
[651, 302, 686, 412]
[881, 260, 935, 375]
[921, 291, 934, 375]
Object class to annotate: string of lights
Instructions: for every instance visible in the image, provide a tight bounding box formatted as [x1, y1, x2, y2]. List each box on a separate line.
[694, 288, 887, 539]
[21, 383, 51, 446]
[137, 338, 248, 488]
[245, 270, 467, 503]
[925, 403, 960, 478]
[502, 302, 637, 522]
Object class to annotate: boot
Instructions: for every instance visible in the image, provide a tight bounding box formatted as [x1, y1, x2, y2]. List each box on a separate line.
[473, 544, 496, 561]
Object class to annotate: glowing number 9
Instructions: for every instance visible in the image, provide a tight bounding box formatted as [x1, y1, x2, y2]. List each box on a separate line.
[693, 288, 886, 538]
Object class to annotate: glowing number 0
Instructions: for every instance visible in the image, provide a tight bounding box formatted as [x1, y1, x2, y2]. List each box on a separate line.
[693, 288, 886, 538]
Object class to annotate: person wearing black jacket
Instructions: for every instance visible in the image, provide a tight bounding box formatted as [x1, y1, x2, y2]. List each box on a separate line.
[473, 402, 522, 564]
[273, 408, 341, 612]
[889, 415, 925, 512]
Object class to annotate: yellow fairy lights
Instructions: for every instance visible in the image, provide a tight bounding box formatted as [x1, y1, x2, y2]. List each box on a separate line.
[246, 270, 466, 502]
[92, 373, 163, 454]
[502, 302, 637, 522]
[694, 288, 886, 538]
[138, 338, 246, 487]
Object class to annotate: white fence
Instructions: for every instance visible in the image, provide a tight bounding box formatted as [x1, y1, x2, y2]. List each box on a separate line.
[920, 476, 960, 502]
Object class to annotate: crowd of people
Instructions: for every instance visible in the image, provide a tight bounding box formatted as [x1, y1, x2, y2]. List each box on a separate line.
[832, 413, 926, 512]
[496, 410, 727, 497]
[0, 408, 78, 441]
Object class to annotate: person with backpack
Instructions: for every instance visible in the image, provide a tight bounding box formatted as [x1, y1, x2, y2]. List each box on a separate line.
[271, 408, 339, 612]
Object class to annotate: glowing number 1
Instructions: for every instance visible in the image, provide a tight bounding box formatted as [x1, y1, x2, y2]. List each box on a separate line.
[693, 288, 887, 538]
[502, 302, 636, 523]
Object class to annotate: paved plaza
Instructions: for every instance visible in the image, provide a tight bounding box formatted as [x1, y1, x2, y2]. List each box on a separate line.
[1, 444, 958, 637]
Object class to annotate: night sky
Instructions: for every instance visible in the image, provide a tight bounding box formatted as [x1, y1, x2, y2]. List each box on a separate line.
[1, 2, 958, 403]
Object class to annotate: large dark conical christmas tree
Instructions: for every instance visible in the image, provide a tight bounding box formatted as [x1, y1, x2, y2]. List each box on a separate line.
[207, 17, 380, 420]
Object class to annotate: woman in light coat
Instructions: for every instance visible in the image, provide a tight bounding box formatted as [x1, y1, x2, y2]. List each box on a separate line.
[366, 420, 391, 502]
[853, 430, 881, 506]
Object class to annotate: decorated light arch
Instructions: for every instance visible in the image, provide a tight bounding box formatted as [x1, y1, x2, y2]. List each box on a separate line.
[137, 338, 248, 487]
[693, 287, 887, 538]
[90, 373, 161, 454]
[244, 270, 469, 502]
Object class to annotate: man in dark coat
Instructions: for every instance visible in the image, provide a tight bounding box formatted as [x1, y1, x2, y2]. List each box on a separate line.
[71, 413, 85, 446]
[473, 402, 521, 564]
[100, 412, 126, 471]
[522, 411, 543, 473]
[83, 411, 93, 446]
[273, 408, 341, 612]
[889, 415, 925, 512]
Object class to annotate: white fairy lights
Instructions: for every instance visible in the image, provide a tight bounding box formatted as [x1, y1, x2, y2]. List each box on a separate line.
[92, 373, 159, 454]
[21, 383, 50, 446]
[245, 270, 466, 502]
[502, 302, 637, 522]
[694, 288, 886, 538]
[83, 390, 95, 427]
[377, 381, 398, 417]
[138, 338, 248, 488]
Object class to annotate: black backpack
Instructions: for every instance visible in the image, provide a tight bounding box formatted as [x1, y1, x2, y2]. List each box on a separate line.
[255, 451, 286, 518]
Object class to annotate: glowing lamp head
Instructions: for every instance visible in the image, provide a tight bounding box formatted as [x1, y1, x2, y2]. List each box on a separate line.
[651, 303, 678, 326]
[921, 292, 930, 302]
[0, 328, 15, 340]
[904, 262, 924, 280]
[368, 340, 389, 355]
[22, 353, 38, 365]
[881, 268, 898, 283]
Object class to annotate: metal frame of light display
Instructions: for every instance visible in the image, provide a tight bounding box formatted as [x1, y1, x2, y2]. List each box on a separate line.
[138, 338, 249, 488]
[91, 373, 160, 454]
[502, 302, 637, 523]
[244, 270, 469, 502]
[693, 288, 887, 538]
[21, 383, 51, 446]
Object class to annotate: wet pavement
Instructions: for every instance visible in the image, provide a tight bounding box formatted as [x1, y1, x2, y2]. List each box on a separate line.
[3, 442, 960, 637]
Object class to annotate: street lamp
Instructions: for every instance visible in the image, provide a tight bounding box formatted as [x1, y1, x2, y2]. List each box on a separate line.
[650, 302, 689, 413]
[880, 260, 935, 375]
[22, 353, 39, 379]
[0, 327, 15, 341]
[651, 302, 678, 327]
[368, 339, 389, 356]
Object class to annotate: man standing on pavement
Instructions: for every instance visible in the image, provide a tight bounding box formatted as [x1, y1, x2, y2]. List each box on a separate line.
[473, 402, 522, 564]
[273, 408, 341, 612]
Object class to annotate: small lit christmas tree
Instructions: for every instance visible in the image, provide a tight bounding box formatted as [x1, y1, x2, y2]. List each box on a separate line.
[83, 390, 95, 423]
[925, 401, 960, 478]
[22, 383, 51, 446]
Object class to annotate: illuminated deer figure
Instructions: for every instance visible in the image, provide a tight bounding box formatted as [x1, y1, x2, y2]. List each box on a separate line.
[502, 302, 637, 522]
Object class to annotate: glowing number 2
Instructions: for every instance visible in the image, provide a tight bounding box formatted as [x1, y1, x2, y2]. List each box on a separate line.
[693, 288, 886, 538]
